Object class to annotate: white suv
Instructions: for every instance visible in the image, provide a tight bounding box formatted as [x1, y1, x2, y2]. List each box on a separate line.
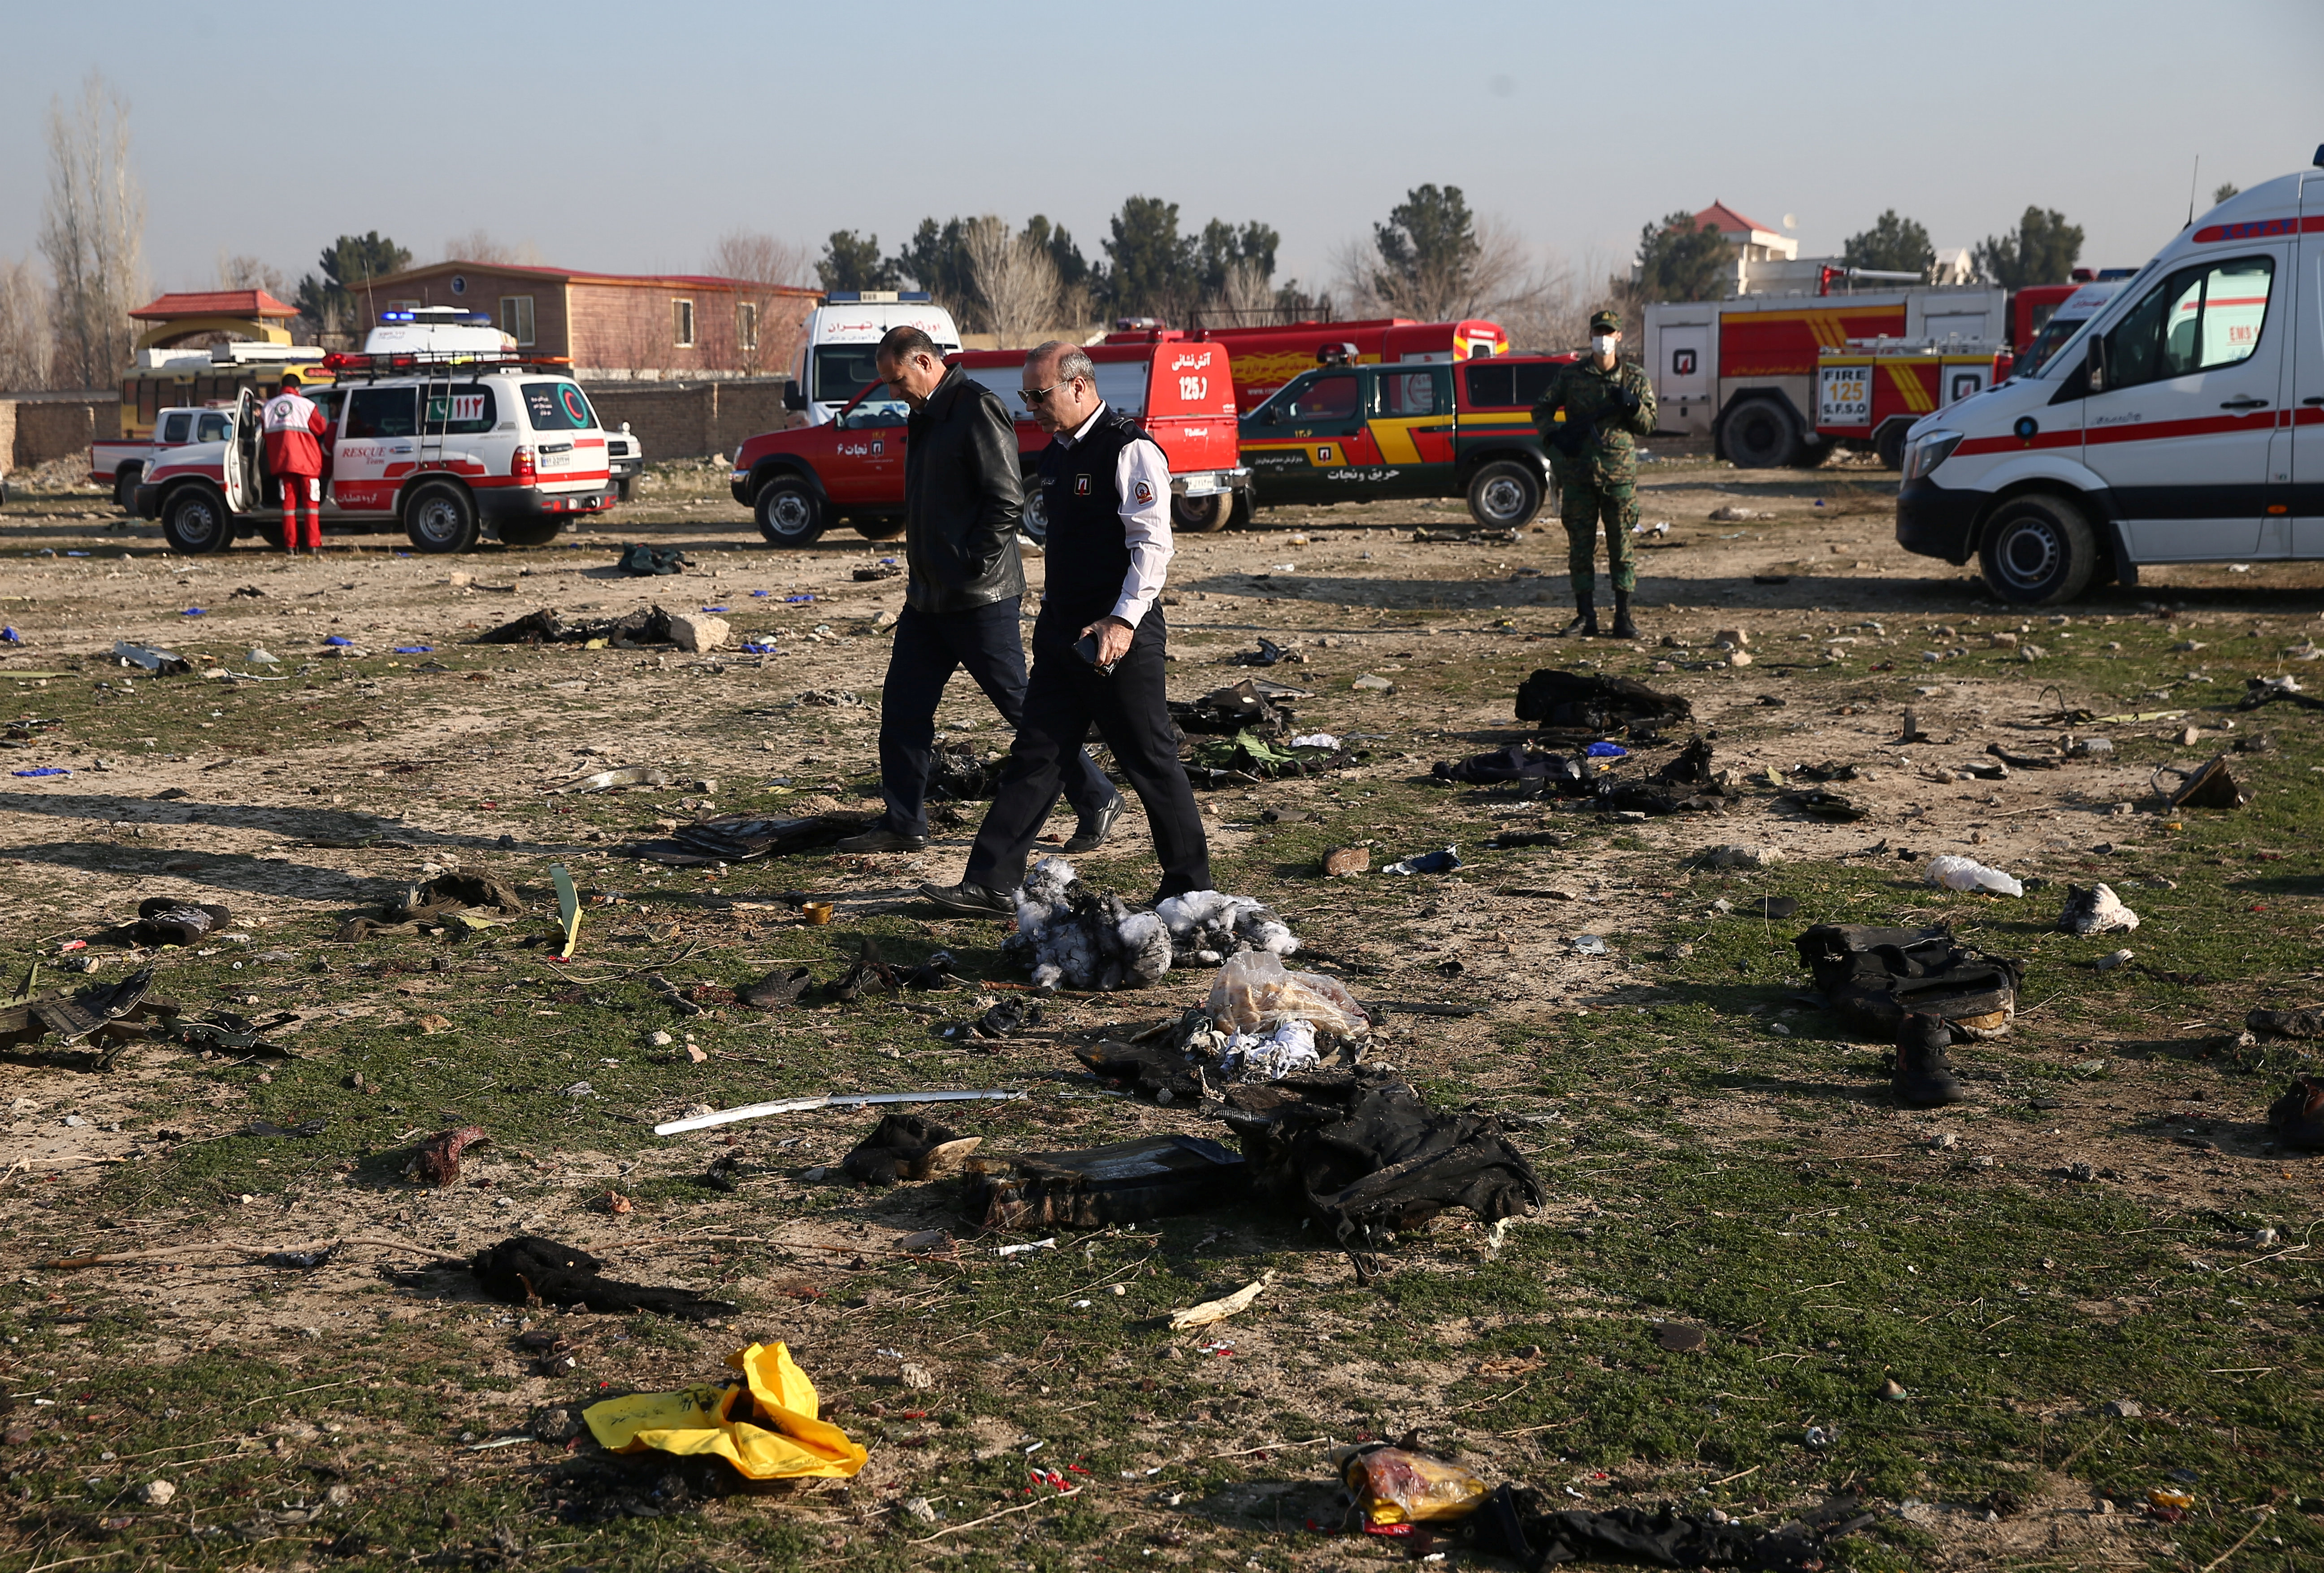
[136, 352, 619, 554]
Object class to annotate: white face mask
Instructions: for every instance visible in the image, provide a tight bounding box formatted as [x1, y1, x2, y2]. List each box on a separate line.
[1590, 334, 1618, 357]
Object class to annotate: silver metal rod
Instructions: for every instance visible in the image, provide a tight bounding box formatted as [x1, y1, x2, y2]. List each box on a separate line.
[653, 1088, 1027, 1136]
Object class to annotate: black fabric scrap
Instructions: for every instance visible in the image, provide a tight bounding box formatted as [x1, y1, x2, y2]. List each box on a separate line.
[1794, 923, 2021, 1037]
[1778, 788, 1869, 821]
[1433, 744, 1588, 789]
[1654, 736, 1717, 784]
[134, 898, 231, 947]
[625, 810, 876, 866]
[738, 966, 813, 1009]
[1515, 668, 1690, 733]
[1470, 1484, 1873, 1573]
[1595, 780, 1720, 815]
[617, 543, 693, 577]
[1170, 679, 1288, 737]
[476, 605, 676, 646]
[468, 1235, 735, 1321]
[1223, 1068, 1543, 1250]
[1073, 1038, 1205, 1103]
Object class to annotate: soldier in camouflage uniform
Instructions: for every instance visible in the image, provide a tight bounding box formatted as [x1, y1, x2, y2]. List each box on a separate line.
[1531, 308, 1658, 639]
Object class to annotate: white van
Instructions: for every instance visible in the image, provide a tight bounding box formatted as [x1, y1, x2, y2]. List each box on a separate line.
[1897, 151, 2323, 603]
[781, 292, 962, 426]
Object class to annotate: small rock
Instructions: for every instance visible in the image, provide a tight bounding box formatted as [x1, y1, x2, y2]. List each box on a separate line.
[2100, 1399, 2142, 1418]
[533, 1407, 578, 1441]
[670, 612, 731, 653]
[686, 1044, 707, 1063]
[2250, 1226, 2279, 1247]
[1713, 628, 1750, 649]
[1930, 1133, 1958, 1150]
[1694, 843, 1783, 871]
[1352, 673, 1395, 692]
[1727, 651, 1754, 667]
[448, 572, 473, 588]
[2094, 1497, 2116, 1516]
[136, 1480, 177, 1506]
[902, 1496, 938, 1525]
[899, 1361, 936, 1391]
[871, 610, 898, 632]
[1877, 1378, 1908, 1402]
[647, 1030, 674, 1047]
[416, 1014, 451, 1035]
[801, 1165, 828, 1181]
[1989, 631, 2020, 648]
[1321, 845, 1370, 878]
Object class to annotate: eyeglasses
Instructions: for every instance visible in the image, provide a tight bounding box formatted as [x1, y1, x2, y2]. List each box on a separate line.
[1019, 382, 1064, 407]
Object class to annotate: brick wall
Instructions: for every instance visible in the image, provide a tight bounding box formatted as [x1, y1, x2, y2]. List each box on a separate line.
[581, 379, 801, 460]
[4, 397, 117, 468]
[568, 284, 812, 380]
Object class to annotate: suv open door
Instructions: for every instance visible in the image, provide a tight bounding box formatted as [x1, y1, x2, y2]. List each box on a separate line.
[223, 387, 260, 517]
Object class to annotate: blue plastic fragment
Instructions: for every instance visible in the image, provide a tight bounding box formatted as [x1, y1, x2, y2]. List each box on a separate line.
[393, 646, 433, 654]
[740, 640, 778, 653]
[785, 594, 815, 604]
[1585, 741, 1629, 758]
[13, 767, 70, 778]
[325, 635, 354, 646]
[701, 605, 729, 613]
[751, 590, 772, 598]
[182, 607, 207, 616]
[0, 627, 20, 644]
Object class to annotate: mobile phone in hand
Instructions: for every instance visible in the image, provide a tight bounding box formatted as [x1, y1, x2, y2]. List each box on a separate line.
[1073, 632, 1116, 675]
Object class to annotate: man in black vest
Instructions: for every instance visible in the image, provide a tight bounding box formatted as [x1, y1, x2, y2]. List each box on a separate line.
[835, 325, 1118, 855]
[919, 341, 1211, 914]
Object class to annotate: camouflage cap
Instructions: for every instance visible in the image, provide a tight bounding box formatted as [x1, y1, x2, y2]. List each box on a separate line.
[1589, 309, 1622, 335]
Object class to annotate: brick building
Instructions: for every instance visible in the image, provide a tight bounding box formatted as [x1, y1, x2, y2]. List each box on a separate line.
[351, 261, 819, 381]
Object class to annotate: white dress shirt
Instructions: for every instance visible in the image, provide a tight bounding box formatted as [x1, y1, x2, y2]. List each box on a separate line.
[1059, 402, 1174, 628]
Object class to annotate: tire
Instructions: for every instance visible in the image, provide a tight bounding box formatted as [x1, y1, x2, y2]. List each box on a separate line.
[1873, 423, 1910, 471]
[615, 476, 634, 503]
[851, 517, 906, 542]
[1722, 399, 1802, 468]
[1978, 493, 2098, 606]
[1466, 460, 1544, 529]
[113, 465, 143, 512]
[161, 485, 235, 554]
[403, 480, 480, 554]
[1171, 492, 1230, 533]
[1019, 480, 1049, 546]
[754, 474, 825, 546]
[497, 517, 562, 547]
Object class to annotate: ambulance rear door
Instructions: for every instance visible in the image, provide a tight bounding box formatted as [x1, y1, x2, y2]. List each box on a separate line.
[2287, 172, 2324, 557]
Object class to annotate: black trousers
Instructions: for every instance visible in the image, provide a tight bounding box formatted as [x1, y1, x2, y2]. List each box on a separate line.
[965, 606, 1211, 898]
[876, 598, 1113, 839]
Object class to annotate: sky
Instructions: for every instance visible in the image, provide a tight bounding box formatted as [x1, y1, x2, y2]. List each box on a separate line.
[5, 0, 2320, 303]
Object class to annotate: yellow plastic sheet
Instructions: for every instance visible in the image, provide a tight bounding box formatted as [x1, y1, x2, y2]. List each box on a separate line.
[582, 1341, 867, 1480]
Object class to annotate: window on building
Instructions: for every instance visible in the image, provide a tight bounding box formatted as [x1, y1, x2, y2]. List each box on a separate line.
[672, 299, 696, 348]
[499, 295, 536, 347]
[737, 301, 759, 352]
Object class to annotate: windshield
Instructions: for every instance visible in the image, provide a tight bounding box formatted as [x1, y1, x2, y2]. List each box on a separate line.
[813, 345, 904, 419]
[520, 380, 597, 432]
[2017, 314, 2090, 377]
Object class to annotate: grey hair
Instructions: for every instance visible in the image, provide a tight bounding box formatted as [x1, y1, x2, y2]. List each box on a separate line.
[1028, 340, 1095, 387]
[878, 325, 941, 364]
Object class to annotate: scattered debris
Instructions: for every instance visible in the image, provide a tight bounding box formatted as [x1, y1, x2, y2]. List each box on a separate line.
[652, 1088, 1027, 1137]
[739, 966, 814, 1009]
[1472, 1485, 1874, 1573]
[1382, 847, 1461, 876]
[407, 1127, 490, 1186]
[1795, 924, 2022, 1040]
[1344, 1444, 1488, 1527]
[1779, 788, 1870, 822]
[2266, 1078, 2324, 1151]
[113, 640, 191, 675]
[941, 997, 1044, 1043]
[616, 543, 694, 577]
[965, 1135, 1249, 1229]
[1926, 855, 2024, 897]
[626, 809, 876, 866]
[1515, 668, 1689, 735]
[335, 872, 524, 941]
[1321, 846, 1370, 877]
[1692, 843, 1783, 871]
[2248, 1007, 2324, 1040]
[1895, 1013, 1966, 1106]
[584, 1341, 864, 1478]
[2160, 754, 2252, 810]
[469, 1235, 737, 1320]
[550, 764, 672, 794]
[841, 1114, 981, 1187]
[1168, 1271, 1274, 1330]
[479, 606, 676, 646]
[1208, 951, 1369, 1039]
[2059, 883, 2140, 936]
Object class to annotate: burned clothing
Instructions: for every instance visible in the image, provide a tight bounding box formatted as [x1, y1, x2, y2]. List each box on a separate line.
[469, 1236, 736, 1322]
[1515, 669, 1690, 734]
[1470, 1485, 1872, 1573]
[1793, 923, 2021, 1040]
[963, 1135, 1248, 1230]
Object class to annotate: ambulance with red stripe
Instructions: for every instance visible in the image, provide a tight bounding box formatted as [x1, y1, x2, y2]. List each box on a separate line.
[134, 310, 617, 555]
[1897, 154, 2324, 604]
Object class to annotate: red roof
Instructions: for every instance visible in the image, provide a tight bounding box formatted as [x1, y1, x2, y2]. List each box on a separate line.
[130, 290, 297, 320]
[1688, 202, 1778, 238]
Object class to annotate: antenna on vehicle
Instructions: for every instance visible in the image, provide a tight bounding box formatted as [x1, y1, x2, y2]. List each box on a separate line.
[2185, 155, 2200, 228]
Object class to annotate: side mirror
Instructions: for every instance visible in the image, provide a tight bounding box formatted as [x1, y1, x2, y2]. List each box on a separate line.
[781, 380, 806, 413]
[2086, 335, 2107, 394]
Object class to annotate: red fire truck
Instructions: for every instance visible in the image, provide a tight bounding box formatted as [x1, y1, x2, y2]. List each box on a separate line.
[1811, 342, 2008, 468]
[727, 335, 1248, 546]
[1121, 317, 1508, 412]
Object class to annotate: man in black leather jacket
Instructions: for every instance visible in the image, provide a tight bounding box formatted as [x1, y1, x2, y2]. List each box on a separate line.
[837, 326, 1118, 854]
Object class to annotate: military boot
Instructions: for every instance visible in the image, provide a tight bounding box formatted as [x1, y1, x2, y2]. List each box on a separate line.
[1609, 590, 1639, 641]
[1893, 1013, 1964, 1107]
[1559, 594, 1598, 638]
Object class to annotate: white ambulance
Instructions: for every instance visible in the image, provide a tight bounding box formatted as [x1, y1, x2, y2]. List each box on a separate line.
[781, 291, 962, 426]
[1897, 151, 2324, 603]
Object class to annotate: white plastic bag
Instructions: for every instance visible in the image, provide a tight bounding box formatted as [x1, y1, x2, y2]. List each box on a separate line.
[1206, 950, 1369, 1037]
[1925, 855, 2023, 897]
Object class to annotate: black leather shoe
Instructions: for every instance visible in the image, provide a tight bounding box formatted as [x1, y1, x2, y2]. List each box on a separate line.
[1893, 1013, 1965, 1107]
[1559, 605, 1598, 637]
[916, 880, 1013, 918]
[1060, 793, 1124, 854]
[835, 824, 928, 853]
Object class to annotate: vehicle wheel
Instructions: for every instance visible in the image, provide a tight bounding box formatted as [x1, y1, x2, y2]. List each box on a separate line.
[498, 517, 562, 547]
[852, 517, 906, 542]
[1978, 493, 2097, 606]
[615, 477, 634, 503]
[113, 465, 143, 512]
[1466, 460, 1544, 529]
[403, 480, 480, 554]
[1721, 399, 1802, 468]
[1171, 492, 1230, 533]
[161, 485, 235, 554]
[754, 475, 825, 546]
[1019, 481, 1049, 546]
[1873, 423, 1910, 471]
[1227, 484, 1257, 530]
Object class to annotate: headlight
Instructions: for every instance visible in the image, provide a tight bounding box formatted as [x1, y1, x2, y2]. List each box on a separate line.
[1904, 430, 1963, 482]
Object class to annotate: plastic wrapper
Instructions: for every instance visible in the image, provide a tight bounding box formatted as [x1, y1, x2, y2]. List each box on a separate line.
[1343, 1446, 1488, 1527]
[1924, 854, 2023, 897]
[1206, 951, 1368, 1038]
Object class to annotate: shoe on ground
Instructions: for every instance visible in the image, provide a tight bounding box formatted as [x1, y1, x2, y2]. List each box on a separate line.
[1559, 607, 1599, 637]
[835, 824, 928, 854]
[915, 879, 1013, 918]
[1060, 793, 1125, 854]
[1609, 609, 1639, 640]
[2267, 1076, 2324, 1151]
[1893, 1012, 1964, 1106]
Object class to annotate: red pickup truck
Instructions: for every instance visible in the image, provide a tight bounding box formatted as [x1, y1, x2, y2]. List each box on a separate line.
[727, 336, 1250, 546]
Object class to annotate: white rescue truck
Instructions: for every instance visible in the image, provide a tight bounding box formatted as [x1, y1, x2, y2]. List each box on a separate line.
[1897, 151, 2324, 603]
[780, 291, 962, 426]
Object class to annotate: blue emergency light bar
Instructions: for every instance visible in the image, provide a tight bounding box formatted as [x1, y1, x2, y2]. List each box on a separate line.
[377, 309, 497, 325]
[821, 291, 932, 303]
[380, 310, 414, 321]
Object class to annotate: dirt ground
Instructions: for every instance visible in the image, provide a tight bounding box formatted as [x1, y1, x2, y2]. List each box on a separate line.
[2, 453, 2320, 1572]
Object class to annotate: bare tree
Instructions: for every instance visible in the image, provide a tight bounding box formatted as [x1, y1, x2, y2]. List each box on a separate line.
[0, 257, 55, 391]
[1201, 258, 1278, 325]
[214, 252, 290, 299]
[39, 72, 145, 388]
[704, 229, 809, 376]
[964, 217, 1061, 350]
[1331, 214, 1533, 322]
[440, 230, 541, 266]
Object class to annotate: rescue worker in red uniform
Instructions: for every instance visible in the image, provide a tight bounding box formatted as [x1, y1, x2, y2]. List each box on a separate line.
[262, 370, 328, 554]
